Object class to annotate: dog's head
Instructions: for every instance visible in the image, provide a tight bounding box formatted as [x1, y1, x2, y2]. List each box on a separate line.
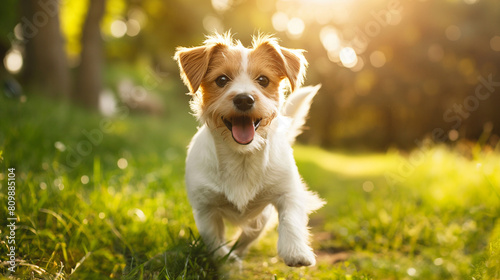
[175, 33, 307, 151]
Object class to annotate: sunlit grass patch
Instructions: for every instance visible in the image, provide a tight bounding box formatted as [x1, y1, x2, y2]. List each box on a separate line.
[294, 144, 500, 279]
[1, 93, 499, 279]
[294, 145, 399, 177]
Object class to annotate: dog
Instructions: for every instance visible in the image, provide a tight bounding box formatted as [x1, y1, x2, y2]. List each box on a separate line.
[174, 33, 325, 267]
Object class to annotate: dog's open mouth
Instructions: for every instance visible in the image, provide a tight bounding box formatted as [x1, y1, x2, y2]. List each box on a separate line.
[222, 116, 262, 145]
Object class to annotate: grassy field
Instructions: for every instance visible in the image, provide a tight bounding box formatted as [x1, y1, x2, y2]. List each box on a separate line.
[1, 91, 499, 279]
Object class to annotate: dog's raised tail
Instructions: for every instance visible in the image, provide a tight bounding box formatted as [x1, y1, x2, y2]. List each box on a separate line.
[282, 84, 321, 144]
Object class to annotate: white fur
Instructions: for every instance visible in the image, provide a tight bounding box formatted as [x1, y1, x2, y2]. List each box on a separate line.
[185, 86, 325, 267]
[282, 85, 321, 144]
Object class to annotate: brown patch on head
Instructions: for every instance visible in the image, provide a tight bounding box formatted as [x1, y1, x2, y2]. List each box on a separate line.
[174, 33, 240, 94]
[248, 46, 283, 103]
[200, 47, 244, 111]
[250, 35, 308, 92]
[175, 33, 245, 119]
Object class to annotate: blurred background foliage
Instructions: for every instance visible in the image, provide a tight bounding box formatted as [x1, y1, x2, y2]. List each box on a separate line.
[1, 0, 499, 149]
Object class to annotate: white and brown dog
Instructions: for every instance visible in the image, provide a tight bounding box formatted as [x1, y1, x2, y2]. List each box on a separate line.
[174, 33, 325, 267]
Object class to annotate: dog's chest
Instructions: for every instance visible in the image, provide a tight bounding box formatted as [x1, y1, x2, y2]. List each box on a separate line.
[216, 148, 270, 212]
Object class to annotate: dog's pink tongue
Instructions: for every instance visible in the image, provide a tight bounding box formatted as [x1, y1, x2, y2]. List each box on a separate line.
[231, 117, 255, 145]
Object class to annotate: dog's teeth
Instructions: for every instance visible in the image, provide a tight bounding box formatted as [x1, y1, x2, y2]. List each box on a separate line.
[254, 119, 262, 130]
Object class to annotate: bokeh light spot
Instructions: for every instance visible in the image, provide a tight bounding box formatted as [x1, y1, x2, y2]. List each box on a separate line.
[339, 47, 358, 68]
[448, 130, 459, 141]
[370, 51, 386, 68]
[287, 17, 305, 37]
[81, 175, 90, 184]
[110, 20, 127, 38]
[434, 258, 444, 266]
[327, 50, 340, 63]
[407, 267, 417, 277]
[54, 178, 64, 191]
[14, 24, 23, 40]
[320, 26, 341, 52]
[203, 15, 224, 33]
[272, 12, 289, 32]
[388, 11, 402, 26]
[126, 19, 141, 37]
[4, 49, 23, 74]
[128, 208, 147, 222]
[211, 0, 232, 12]
[117, 158, 128, 169]
[362, 181, 375, 192]
[445, 25, 461, 41]
[350, 57, 364, 72]
[54, 141, 66, 152]
[490, 36, 500, 52]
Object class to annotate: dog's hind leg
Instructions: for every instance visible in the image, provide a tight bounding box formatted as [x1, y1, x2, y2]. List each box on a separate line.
[234, 204, 275, 257]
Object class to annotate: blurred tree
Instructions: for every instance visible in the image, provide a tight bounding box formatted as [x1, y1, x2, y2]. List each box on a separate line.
[3, 0, 498, 149]
[0, 0, 19, 79]
[21, 0, 70, 98]
[74, 0, 106, 109]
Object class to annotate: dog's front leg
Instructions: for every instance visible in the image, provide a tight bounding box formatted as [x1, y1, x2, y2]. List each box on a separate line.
[193, 208, 240, 263]
[274, 192, 316, 267]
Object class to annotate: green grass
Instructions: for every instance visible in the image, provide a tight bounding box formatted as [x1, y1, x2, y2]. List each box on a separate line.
[1, 92, 499, 279]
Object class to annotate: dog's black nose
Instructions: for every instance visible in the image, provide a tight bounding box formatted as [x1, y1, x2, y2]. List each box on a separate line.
[233, 94, 254, 111]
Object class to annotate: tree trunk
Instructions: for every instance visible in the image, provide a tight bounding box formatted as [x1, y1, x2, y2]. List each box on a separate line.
[74, 0, 106, 109]
[21, 0, 70, 99]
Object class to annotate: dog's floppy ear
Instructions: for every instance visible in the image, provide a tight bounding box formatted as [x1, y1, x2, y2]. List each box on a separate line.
[279, 47, 308, 92]
[174, 46, 211, 94]
[252, 35, 308, 92]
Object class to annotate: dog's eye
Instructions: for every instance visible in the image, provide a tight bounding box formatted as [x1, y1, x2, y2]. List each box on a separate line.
[215, 75, 230, 88]
[256, 76, 269, 88]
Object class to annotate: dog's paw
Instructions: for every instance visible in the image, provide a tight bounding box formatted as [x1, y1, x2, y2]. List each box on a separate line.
[283, 252, 315, 267]
[279, 245, 316, 267]
[217, 251, 243, 275]
[227, 252, 243, 264]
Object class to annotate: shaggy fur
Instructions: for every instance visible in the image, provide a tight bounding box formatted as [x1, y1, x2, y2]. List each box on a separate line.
[174, 33, 325, 267]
